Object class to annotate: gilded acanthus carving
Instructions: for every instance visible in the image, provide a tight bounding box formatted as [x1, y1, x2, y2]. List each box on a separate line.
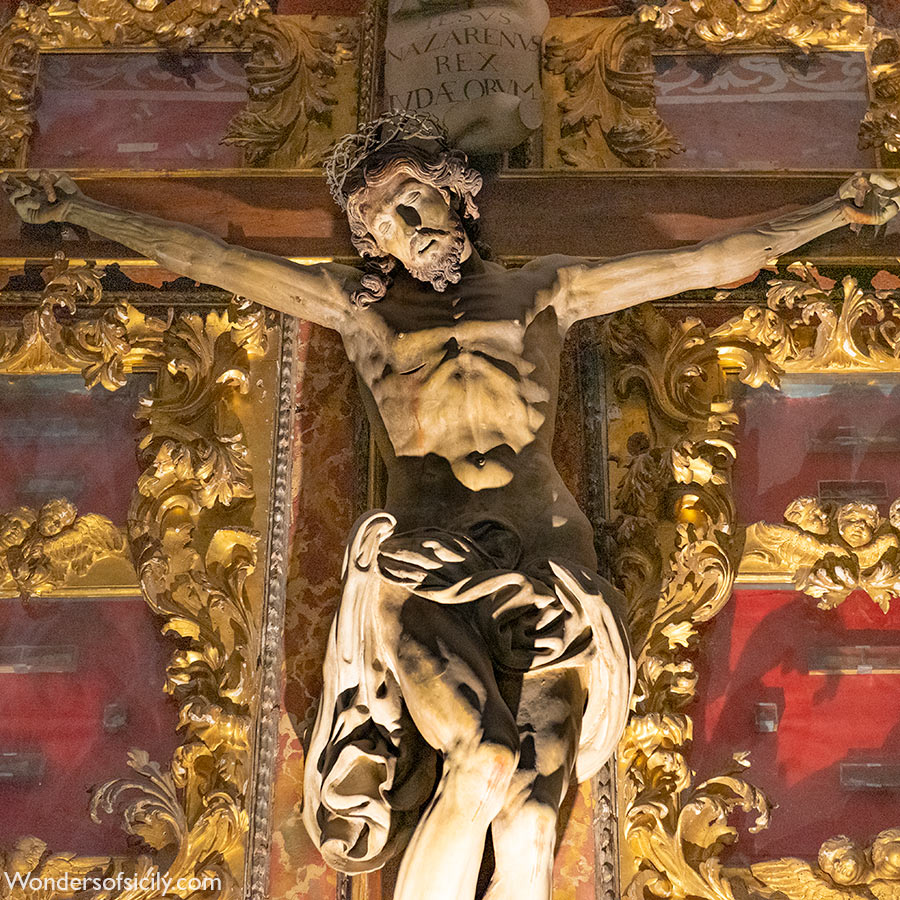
[712, 263, 900, 375]
[0, 252, 166, 384]
[609, 267, 900, 899]
[0, 1, 355, 168]
[860, 27, 900, 156]
[544, 16, 680, 168]
[0, 258, 274, 899]
[638, 0, 867, 50]
[604, 302, 772, 900]
[743, 497, 900, 612]
[104, 297, 267, 898]
[223, 14, 358, 168]
[0, 499, 129, 599]
[746, 829, 900, 900]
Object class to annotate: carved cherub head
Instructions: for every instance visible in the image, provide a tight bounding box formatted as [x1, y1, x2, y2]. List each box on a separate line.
[836, 502, 882, 549]
[784, 497, 832, 536]
[37, 499, 77, 537]
[818, 835, 869, 885]
[0, 507, 36, 550]
[326, 111, 483, 303]
[873, 828, 900, 879]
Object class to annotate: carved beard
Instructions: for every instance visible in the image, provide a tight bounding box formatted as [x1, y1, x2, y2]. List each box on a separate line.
[402, 220, 467, 292]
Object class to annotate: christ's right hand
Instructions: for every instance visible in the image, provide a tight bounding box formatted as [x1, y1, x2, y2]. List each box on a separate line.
[2, 170, 82, 225]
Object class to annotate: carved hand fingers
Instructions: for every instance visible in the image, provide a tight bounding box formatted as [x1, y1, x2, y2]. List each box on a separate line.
[838, 172, 900, 231]
[1, 169, 79, 224]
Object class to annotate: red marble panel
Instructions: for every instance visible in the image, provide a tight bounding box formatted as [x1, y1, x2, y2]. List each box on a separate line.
[689, 588, 900, 862]
[654, 52, 874, 170]
[0, 596, 180, 855]
[29, 53, 247, 169]
[269, 322, 358, 900]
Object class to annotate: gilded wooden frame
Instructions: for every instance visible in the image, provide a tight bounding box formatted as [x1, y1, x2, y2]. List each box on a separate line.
[0, 255, 295, 900]
[542, 0, 900, 170]
[0, 0, 358, 170]
[603, 261, 900, 900]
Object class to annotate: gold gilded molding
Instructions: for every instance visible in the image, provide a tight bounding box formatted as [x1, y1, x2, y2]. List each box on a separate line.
[860, 25, 900, 155]
[743, 497, 900, 612]
[0, 499, 130, 599]
[607, 271, 900, 899]
[0, 1, 357, 168]
[638, 0, 867, 50]
[543, 16, 681, 169]
[224, 15, 358, 168]
[0, 258, 280, 899]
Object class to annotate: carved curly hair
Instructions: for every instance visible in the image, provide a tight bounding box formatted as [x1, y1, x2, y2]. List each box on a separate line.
[344, 143, 489, 307]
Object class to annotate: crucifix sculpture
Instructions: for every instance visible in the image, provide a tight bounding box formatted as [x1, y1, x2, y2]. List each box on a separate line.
[4, 111, 900, 900]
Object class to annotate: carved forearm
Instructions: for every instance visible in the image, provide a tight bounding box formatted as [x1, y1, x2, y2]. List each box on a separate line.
[65, 195, 229, 284]
[61, 193, 355, 329]
[559, 194, 851, 327]
[710, 194, 846, 282]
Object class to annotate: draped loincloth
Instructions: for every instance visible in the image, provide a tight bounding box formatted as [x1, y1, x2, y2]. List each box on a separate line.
[302, 510, 634, 873]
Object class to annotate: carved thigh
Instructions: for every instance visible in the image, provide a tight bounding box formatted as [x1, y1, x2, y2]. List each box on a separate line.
[390, 593, 519, 756]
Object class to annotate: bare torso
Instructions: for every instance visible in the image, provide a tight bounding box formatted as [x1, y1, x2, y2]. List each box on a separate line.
[341, 253, 597, 568]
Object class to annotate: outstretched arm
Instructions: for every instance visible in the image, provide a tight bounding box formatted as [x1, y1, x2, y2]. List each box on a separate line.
[554, 174, 900, 329]
[3, 172, 361, 332]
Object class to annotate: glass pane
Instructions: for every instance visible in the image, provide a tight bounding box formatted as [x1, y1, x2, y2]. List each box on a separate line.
[0, 374, 150, 524]
[30, 52, 248, 169]
[0, 596, 179, 855]
[0, 373, 178, 855]
[690, 373, 900, 863]
[732, 375, 900, 524]
[654, 51, 873, 169]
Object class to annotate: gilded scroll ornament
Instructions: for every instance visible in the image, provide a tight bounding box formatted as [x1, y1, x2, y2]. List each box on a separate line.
[712, 263, 900, 374]
[0, 259, 274, 899]
[0, 1, 355, 168]
[638, 0, 867, 50]
[0, 251, 167, 382]
[544, 16, 681, 168]
[743, 497, 900, 612]
[223, 14, 358, 168]
[609, 267, 900, 899]
[0, 499, 130, 599]
[860, 28, 900, 155]
[604, 303, 773, 900]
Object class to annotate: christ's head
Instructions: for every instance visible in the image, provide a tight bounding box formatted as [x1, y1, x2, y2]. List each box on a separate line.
[325, 112, 484, 304]
[346, 145, 481, 291]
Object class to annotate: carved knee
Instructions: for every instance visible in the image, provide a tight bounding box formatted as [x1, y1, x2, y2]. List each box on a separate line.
[445, 738, 519, 820]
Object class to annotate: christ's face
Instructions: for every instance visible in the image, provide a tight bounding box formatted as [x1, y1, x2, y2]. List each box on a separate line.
[355, 169, 471, 290]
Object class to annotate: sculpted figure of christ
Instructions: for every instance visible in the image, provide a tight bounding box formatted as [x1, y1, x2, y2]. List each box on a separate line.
[5, 112, 900, 900]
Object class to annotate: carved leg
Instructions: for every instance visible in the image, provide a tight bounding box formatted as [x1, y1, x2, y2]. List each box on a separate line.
[485, 667, 585, 900]
[389, 593, 521, 900]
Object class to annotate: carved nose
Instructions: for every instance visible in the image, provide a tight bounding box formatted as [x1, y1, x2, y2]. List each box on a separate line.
[396, 204, 421, 227]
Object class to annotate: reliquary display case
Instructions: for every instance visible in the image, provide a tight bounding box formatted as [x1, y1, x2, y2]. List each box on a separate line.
[604, 257, 900, 900]
[0, 256, 295, 900]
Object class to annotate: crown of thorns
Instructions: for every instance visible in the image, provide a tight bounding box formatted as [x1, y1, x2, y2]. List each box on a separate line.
[325, 110, 451, 210]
